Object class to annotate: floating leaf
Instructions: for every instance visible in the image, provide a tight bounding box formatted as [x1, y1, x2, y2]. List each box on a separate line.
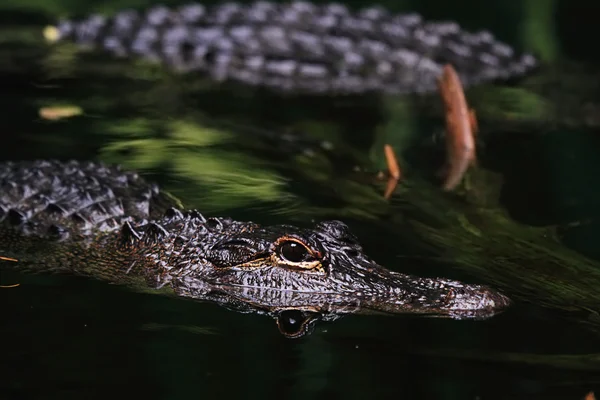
[39, 105, 83, 121]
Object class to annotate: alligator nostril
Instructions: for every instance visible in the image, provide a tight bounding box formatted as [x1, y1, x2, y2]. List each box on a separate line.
[276, 310, 320, 339]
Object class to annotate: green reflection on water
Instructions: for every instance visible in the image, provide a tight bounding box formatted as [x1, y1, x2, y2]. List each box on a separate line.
[99, 118, 299, 211]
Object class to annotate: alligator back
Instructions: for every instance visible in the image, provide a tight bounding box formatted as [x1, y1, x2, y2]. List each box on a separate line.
[47, 1, 537, 94]
[0, 160, 177, 242]
[0, 160, 246, 283]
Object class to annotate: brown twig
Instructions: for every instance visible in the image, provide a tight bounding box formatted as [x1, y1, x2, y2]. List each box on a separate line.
[384, 144, 401, 180]
[383, 144, 401, 199]
[437, 64, 476, 191]
[383, 176, 398, 200]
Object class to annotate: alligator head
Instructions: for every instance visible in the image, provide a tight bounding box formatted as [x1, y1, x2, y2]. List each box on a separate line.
[127, 209, 510, 338]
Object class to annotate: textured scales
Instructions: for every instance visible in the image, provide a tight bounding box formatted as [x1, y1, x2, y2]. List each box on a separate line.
[0, 160, 510, 338]
[48, 1, 537, 94]
[0, 160, 176, 239]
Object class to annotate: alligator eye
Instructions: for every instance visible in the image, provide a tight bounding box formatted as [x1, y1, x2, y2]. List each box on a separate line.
[279, 241, 311, 263]
[273, 237, 323, 272]
[276, 310, 319, 339]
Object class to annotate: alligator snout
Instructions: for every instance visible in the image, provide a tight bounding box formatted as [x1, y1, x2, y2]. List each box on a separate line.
[355, 271, 511, 320]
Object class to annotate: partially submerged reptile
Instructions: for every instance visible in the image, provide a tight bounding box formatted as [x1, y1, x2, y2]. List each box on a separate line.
[0, 160, 510, 337]
[45, 1, 537, 94]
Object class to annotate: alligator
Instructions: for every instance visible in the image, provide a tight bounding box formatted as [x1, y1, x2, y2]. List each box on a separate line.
[0, 160, 510, 337]
[45, 1, 537, 94]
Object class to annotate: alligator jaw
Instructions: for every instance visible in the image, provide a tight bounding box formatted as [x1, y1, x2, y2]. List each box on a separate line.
[189, 276, 509, 320]
[173, 266, 510, 338]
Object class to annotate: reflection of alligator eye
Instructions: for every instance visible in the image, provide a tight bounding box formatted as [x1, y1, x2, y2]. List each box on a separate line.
[276, 310, 319, 339]
[278, 241, 311, 263]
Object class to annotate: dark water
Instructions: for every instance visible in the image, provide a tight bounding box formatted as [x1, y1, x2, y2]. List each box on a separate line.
[2, 0, 600, 399]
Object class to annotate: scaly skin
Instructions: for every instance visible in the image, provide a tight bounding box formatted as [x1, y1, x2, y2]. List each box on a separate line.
[0, 160, 510, 337]
[47, 1, 537, 95]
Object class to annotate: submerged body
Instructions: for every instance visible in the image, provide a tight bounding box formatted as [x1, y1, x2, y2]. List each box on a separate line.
[0, 160, 509, 337]
[47, 1, 537, 94]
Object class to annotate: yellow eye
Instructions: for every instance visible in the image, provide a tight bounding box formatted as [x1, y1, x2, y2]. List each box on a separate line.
[273, 237, 324, 273]
[278, 241, 312, 263]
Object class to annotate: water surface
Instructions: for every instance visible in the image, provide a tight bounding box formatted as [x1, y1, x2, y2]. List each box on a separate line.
[1, 0, 600, 399]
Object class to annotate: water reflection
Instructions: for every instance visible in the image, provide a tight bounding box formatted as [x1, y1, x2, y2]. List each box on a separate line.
[2, 0, 600, 399]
